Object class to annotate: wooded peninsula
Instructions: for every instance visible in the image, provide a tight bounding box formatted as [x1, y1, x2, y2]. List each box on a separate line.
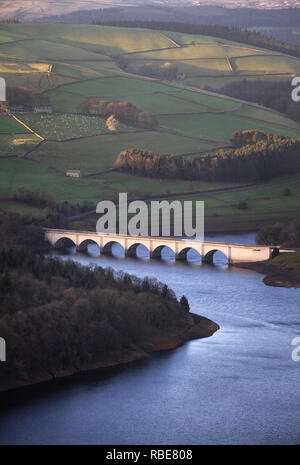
[0, 215, 219, 394]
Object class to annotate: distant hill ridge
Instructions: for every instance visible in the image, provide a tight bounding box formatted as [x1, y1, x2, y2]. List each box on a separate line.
[43, 6, 300, 28]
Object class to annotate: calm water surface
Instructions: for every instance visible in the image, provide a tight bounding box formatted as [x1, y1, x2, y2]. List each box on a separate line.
[0, 232, 299, 445]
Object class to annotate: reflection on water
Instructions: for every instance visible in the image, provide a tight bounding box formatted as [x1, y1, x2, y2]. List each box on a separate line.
[54, 237, 229, 268]
[0, 233, 299, 445]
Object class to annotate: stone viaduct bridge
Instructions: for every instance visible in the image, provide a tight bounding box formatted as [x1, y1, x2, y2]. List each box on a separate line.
[45, 229, 281, 265]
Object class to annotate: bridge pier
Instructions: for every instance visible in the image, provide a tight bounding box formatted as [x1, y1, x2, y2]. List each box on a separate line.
[175, 252, 187, 261]
[202, 251, 215, 265]
[101, 248, 113, 256]
[150, 252, 161, 260]
[100, 244, 113, 256]
[76, 244, 88, 254]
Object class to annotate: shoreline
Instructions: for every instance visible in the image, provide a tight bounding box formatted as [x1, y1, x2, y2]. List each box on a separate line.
[0, 313, 219, 397]
[235, 260, 300, 288]
[23, 239, 300, 289]
[40, 241, 300, 289]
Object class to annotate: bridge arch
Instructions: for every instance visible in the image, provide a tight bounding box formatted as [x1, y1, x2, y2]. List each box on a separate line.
[271, 247, 280, 258]
[176, 247, 201, 262]
[54, 237, 76, 249]
[101, 240, 124, 256]
[126, 243, 150, 259]
[151, 245, 175, 260]
[203, 249, 228, 265]
[78, 239, 99, 253]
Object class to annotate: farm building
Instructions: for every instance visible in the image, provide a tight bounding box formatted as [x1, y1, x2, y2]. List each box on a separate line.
[66, 170, 82, 178]
[34, 106, 53, 114]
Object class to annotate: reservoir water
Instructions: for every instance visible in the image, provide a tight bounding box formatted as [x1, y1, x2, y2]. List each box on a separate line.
[0, 232, 299, 445]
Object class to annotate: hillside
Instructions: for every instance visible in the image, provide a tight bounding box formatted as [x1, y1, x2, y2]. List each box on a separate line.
[1, 2, 299, 24]
[44, 5, 300, 28]
[0, 247, 219, 393]
[0, 1, 114, 21]
[0, 22, 299, 231]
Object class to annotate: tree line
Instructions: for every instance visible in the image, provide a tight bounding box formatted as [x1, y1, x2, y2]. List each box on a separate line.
[256, 219, 300, 248]
[114, 131, 300, 182]
[91, 20, 300, 59]
[0, 19, 19, 23]
[0, 191, 96, 251]
[48, 5, 300, 29]
[77, 99, 158, 130]
[0, 247, 191, 386]
[7, 87, 50, 110]
[13, 187, 93, 216]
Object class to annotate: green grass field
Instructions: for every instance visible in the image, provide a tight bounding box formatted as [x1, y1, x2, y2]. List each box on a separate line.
[0, 133, 41, 156]
[162, 30, 274, 50]
[0, 69, 76, 92]
[179, 180, 300, 232]
[0, 23, 175, 54]
[0, 22, 299, 231]
[0, 199, 49, 218]
[233, 55, 300, 75]
[129, 57, 232, 77]
[166, 89, 243, 111]
[58, 76, 173, 98]
[46, 90, 86, 113]
[0, 158, 115, 203]
[0, 115, 30, 134]
[0, 31, 27, 43]
[158, 113, 300, 141]
[127, 43, 269, 61]
[0, 39, 108, 62]
[27, 131, 219, 174]
[0, 157, 236, 205]
[183, 74, 292, 91]
[236, 104, 300, 130]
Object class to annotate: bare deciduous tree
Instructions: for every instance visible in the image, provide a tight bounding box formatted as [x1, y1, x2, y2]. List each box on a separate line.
[106, 114, 119, 133]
